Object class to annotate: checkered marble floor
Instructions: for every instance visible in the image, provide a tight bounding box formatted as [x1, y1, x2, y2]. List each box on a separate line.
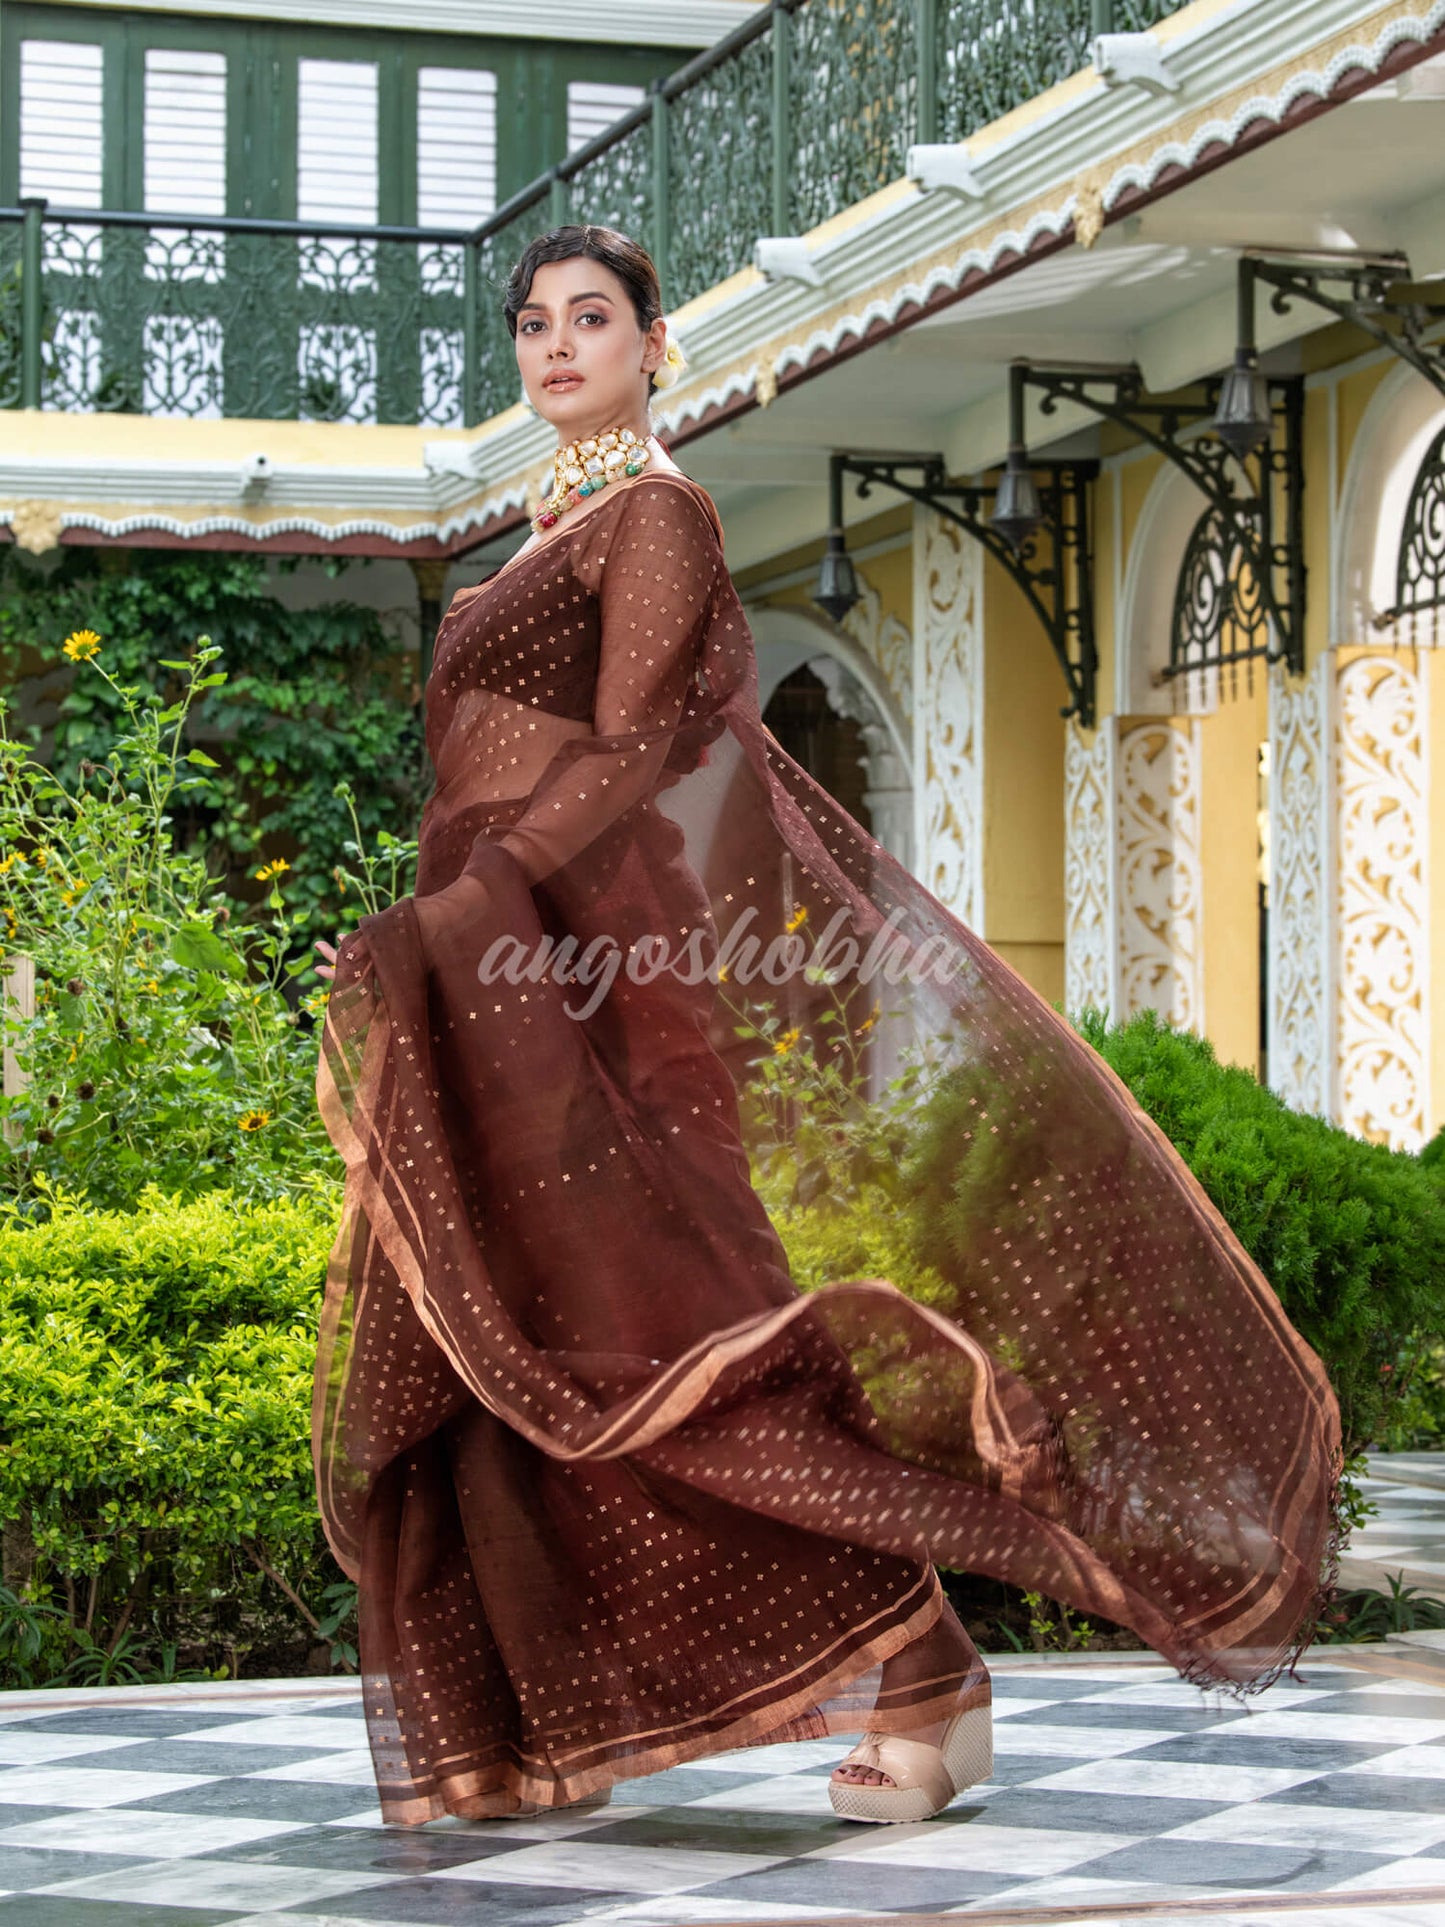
[2, 1657, 1445, 1925]
[1342, 1452, 1445, 1601]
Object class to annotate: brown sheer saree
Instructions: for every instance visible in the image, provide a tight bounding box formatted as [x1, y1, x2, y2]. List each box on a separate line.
[313, 470, 1340, 1824]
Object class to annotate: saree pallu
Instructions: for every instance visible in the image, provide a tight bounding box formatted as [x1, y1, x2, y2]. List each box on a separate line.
[314, 470, 1340, 1822]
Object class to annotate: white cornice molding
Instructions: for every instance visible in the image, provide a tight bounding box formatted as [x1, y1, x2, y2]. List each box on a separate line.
[47, 0, 756, 47]
[0, 500, 503, 547]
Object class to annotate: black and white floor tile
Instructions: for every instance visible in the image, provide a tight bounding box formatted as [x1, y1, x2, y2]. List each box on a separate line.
[2, 1658, 1445, 1924]
[1345, 1453, 1445, 1600]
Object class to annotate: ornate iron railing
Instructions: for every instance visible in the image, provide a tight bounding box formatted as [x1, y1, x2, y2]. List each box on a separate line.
[0, 0, 1189, 428]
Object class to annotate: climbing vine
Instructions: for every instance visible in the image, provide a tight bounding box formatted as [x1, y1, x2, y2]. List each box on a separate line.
[0, 547, 427, 964]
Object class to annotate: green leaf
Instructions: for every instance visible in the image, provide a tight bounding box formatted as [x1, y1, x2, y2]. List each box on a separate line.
[185, 749, 220, 768]
[169, 920, 246, 980]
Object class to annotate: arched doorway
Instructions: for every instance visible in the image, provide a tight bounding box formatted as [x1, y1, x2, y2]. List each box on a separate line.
[745, 604, 914, 872]
[762, 660, 874, 835]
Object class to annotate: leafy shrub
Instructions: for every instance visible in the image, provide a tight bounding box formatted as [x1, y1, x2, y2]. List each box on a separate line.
[0, 546, 425, 956]
[0, 1181, 348, 1686]
[0, 638, 344, 1211]
[1071, 1010, 1445, 1454]
[1314, 1573, 1445, 1642]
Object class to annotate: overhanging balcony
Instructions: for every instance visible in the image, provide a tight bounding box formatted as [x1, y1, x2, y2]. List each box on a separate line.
[0, 0, 1191, 430]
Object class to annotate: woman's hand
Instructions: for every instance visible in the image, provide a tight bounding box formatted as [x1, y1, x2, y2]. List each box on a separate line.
[314, 937, 341, 983]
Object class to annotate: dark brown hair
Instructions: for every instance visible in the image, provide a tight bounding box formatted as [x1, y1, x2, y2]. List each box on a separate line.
[503, 224, 663, 393]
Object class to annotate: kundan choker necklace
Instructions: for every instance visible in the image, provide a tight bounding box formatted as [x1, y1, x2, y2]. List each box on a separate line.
[533, 426, 651, 532]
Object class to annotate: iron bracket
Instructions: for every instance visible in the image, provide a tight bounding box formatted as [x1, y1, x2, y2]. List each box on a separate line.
[830, 450, 1100, 728]
[1011, 360, 1306, 679]
[1252, 253, 1445, 398]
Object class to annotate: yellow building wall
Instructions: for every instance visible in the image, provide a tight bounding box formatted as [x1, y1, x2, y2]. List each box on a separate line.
[856, 543, 913, 635]
[1201, 677, 1268, 1075]
[980, 552, 1065, 1006]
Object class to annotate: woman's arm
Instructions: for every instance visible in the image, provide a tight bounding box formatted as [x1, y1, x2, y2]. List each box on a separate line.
[468, 478, 722, 889]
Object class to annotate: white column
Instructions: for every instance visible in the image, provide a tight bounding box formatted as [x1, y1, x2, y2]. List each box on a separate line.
[1333, 651, 1430, 1149]
[1063, 718, 1118, 1019]
[1268, 659, 1331, 1117]
[912, 504, 984, 932]
[1115, 719, 1205, 1033]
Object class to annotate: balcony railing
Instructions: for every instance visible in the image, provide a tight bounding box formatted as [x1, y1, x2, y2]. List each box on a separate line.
[0, 0, 1187, 430]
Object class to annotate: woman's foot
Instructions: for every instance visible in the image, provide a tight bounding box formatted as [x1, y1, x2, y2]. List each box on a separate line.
[828, 1704, 993, 1823]
[829, 1601, 992, 1820]
[831, 1714, 948, 1789]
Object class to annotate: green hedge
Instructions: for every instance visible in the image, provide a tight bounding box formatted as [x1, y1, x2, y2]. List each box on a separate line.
[0, 1182, 347, 1686]
[1065, 1012, 1445, 1454]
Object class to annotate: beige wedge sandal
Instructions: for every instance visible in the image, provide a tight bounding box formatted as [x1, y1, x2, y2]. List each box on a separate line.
[828, 1702, 993, 1823]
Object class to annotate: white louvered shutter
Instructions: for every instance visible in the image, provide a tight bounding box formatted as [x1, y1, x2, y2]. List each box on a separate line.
[417, 67, 497, 227]
[297, 58, 379, 224]
[567, 80, 645, 155]
[19, 39, 103, 205]
[144, 48, 226, 215]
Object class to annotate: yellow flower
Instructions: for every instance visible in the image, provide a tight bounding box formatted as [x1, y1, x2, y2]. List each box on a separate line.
[142, 978, 160, 993]
[785, 905, 808, 933]
[716, 962, 729, 983]
[60, 886, 82, 906]
[0, 853, 20, 876]
[854, 998, 883, 1037]
[772, 1026, 802, 1057]
[62, 629, 102, 662]
[238, 1108, 272, 1131]
[255, 857, 290, 882]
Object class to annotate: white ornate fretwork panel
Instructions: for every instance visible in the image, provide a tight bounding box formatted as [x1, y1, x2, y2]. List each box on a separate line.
[843, 578, 913, 726]
[1334, 652, 1429, 1149]
[1116, 720, 1204, 1033]
[913, 506, 984, 931]
[1268, 661, 1330, 1118]
[1064, 720, 1116, 1017]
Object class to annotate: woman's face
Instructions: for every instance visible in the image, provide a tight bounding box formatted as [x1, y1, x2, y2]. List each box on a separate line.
[514, 256, 666, 442]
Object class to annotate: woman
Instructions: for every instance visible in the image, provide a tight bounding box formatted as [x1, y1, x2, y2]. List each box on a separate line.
[312, 223, 1340, 1829]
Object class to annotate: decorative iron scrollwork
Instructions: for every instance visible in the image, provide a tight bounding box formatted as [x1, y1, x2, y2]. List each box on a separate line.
[1391, 424, 1445, 623]
[1170, 503, 1270, 697]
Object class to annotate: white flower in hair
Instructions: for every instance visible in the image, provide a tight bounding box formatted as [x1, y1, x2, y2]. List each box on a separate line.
[651, 326, 688, 391]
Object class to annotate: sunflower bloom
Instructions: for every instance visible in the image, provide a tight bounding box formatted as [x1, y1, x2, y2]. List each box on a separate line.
[772, 1026, 802, 1057]
[785, 905, 808, 933]
[238, 1108, 272, 1131]
[62, 630, 102, 662]
[854, 998, 883, 1037]
[716, 962, 729, 983]
[255, 858, 290, 882]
